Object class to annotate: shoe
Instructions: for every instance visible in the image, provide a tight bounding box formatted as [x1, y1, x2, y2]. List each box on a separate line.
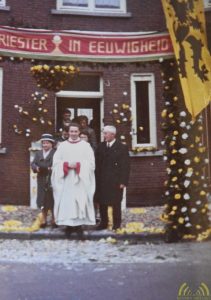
[51, 223, 58, 229]
[95, 218, 101, 224]
[96, 224, 108, 230]
[75, 226, 84, 240]
[65, 226, 72, 238]
[40, 222, 47, 228]
[112, 225, 121, 231]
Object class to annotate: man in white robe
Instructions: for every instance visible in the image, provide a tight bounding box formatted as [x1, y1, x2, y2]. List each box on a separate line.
[51, 123, 96, 236]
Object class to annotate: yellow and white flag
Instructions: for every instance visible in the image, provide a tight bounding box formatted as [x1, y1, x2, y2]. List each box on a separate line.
[161, 0, 211, 118]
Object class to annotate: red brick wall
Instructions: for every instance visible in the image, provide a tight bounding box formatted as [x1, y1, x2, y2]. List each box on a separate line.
[0, 60, 55, 205]
[0, 62, 167, 206]
[104, 63, 166, 206]
[0, 0, 168, 206]
[0, 0, 166, 32]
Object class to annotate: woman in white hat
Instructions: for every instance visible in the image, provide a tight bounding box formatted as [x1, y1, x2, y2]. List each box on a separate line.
[31, 134, 56, 228]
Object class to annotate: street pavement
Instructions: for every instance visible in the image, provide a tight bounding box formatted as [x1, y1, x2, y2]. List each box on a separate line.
[0, 239, 211, 300]
[0, 204, 211, 300]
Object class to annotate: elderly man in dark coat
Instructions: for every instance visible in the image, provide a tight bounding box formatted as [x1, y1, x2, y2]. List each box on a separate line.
[31, 133, 56, 228]
[95, 125, 130, 230]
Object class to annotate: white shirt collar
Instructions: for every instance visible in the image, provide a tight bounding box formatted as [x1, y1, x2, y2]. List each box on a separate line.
[107, 139, 116, 147]
[43, 149, 51, 159]
[68, 137, 80, 143]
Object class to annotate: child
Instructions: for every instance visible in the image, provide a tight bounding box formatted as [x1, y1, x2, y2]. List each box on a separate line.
[31, 133, 56, 228]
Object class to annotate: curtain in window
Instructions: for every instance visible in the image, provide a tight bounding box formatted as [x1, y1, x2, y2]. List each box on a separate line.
[63, 0, 88, 7]
[95, 0, 120, 9]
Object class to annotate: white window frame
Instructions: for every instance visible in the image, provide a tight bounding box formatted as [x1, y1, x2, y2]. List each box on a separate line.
[57, 0, 127, 13]
[0, 0, 5, 6]
[131, 73, 157, 148]
[0, 68, 3, 144]
[204, 0, 211, 8]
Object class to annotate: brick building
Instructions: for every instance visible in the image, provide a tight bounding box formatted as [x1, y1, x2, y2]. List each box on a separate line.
[0, 0, 210, 207]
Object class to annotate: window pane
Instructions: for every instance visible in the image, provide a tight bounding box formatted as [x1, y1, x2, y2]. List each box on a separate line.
[136, 81, 150, 144]
[77, 109, 93, 122]
[95, 0, 120, 9]
[62, 0, 88, 7]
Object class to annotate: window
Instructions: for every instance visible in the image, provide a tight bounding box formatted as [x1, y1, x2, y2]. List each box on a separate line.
[95, 0, 121, 9]
[61, 0, 88, 8]
[0, 68, 3, 144]
[204, 0, 211, 8]
[0, 0, 5, 6]
[131, 74, 157, 148]
[57, 0, 126, 13]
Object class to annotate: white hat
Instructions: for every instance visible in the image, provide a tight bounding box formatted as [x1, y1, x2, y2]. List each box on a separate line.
[40, 133, 55, 143]
[103, 125, 116, 134]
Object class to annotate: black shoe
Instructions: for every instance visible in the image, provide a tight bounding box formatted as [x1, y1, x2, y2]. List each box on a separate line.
[96, 224, 108, 230]
[65, 226, 72, 238]
[51, 223, 58, 229]
[40, 222, 47, 229]
[95, 218, 101, 224]
[75, 226, 84, 240]
[112, 225, 121, 231]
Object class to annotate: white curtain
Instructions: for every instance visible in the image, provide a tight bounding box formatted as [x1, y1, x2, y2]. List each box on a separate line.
[95, 0, 120, 8]
[63, 0, 88, 6]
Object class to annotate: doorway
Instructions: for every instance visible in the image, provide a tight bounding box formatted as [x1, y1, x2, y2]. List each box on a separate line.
[57, 97, 101, 142]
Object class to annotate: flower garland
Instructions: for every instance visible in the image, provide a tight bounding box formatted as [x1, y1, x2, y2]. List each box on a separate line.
[30, 64, 79, 91]
[160, 59, 210, 242]
[0, 214, 42, 232]
[110, 102, 132, 146]
[0, 204, 42, 232]
[1, 205, 18, 212]
[110, 103, 158, 153]
[131, 146, 157, 154]
[116, 222, 165, 234]
[13, 91, 53, 139]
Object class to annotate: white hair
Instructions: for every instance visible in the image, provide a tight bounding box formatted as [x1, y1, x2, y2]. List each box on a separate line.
[103, 125, 116, 134]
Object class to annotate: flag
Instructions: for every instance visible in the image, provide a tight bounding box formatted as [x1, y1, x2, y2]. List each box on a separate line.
[161, 0, 211, 118]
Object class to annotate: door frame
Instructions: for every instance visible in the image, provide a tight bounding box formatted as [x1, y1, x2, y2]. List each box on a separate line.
[55, 77, 104, 141]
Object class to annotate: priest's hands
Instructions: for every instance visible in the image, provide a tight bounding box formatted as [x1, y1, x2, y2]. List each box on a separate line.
[68, 162, 77, 169]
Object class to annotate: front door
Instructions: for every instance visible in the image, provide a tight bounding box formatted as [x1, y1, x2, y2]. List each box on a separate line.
[57, 97, 101, 142]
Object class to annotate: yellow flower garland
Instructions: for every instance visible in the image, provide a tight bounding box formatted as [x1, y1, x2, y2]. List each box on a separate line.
[1, 205, 18, 212]
[0, 213, 42, 232]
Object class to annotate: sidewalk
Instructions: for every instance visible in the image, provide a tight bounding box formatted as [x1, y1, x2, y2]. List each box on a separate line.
[0, 205, 165, 242]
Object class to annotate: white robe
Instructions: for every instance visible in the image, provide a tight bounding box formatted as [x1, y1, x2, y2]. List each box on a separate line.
[51, 140, 96, 226]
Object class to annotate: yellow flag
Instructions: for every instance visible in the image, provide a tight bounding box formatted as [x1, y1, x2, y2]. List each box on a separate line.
[161, 0, 211, 118]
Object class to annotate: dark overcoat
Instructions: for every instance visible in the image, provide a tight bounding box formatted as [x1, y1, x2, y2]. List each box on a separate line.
[31, 149, 55, 209]
[95, 140, 130, 205]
